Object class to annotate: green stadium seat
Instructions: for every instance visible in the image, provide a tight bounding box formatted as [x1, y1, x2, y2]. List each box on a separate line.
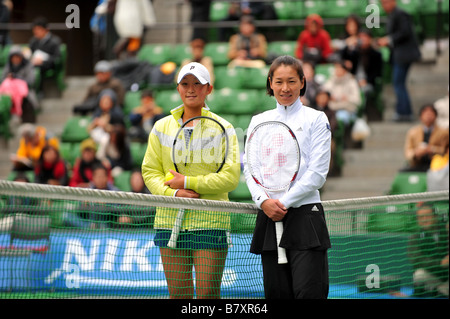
[138, 44, 174, 65]
[172, 43, 192, 66]
[214, 89, 259, 115]
[61, 116, 91, 143]
[241, 66, 270, 90]
[0, 94, 12, 141]
[314, 63, 335, 85]
[7, 170, 35, 183]
[213, 66, 246, 90]
[204, 42, 230, 66]
[367, 204, 418, 233]
[388, 172, 428, 195]
[267, 41, 297, 57]
[291, 0, 325, 19]
[59, 142, 75, 166]
[124, 90, 142, 115]
[114, 170, 132, 192]
[320, 0, 361, 18]
[154, 90, 183, 114]
[256, 93, 276, 113]
[130, 142, 147, 168]
[209, 1, 231, 22]
[273, 1, 296, 20]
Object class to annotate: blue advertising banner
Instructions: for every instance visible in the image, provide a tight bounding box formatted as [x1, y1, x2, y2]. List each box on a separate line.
[0, 231, 264, 297]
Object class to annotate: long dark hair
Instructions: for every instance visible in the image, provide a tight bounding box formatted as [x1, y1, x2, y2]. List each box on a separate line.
[266, 55, 307, 97]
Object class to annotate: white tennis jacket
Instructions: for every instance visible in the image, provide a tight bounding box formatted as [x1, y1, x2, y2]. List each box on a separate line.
[243, 98, 332, 209]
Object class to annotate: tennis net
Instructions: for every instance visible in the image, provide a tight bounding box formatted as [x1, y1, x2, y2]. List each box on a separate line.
[0, 180, 448, 299]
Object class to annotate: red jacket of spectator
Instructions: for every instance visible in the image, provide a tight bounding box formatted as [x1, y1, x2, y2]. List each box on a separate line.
[295, 14, 333, 63]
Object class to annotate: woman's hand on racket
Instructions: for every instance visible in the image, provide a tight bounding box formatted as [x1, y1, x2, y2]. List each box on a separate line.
[164, 169, 185, 189]
[261, 199, 287, 222]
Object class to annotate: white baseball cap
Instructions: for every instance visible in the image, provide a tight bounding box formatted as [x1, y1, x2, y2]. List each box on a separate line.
[177, 62, 211, 85]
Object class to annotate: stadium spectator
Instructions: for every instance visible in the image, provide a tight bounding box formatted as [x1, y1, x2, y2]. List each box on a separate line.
[28, 16, 62, 93]
[88, 88, 125, 150]
[295, 14, 334, 65]
[403, 104, 449, 172]
[377, 0, 421, 122]
[68, 138, 112, 188]
[10, 124, 59, 171]
[179, 38, 215, 85]
[322, 60, 361, 126]
[227, 15, 267, 68]
[300, 60, 321, 109]
[339, 14, 361, 75]
[355, 29, 383, 121]
[129, 89, 165, 143]
[218, 1, 277, 41]
[34, 143, 68, 186]
[73, 60, 126, 114]
[408, 203, 449, 298]
[96, 123, 133, 177]
[314, 89, 339, 176]
[112, 0, 156, 59]
[0, 45, 39, 123]
[434, 89, 449, 130]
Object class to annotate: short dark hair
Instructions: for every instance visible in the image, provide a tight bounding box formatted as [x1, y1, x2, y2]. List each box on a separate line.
[32, 16, 49, 29]
[266, 55, 307, 97]
[419, 104, 437, 117]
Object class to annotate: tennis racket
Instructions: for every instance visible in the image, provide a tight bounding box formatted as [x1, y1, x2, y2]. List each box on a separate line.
[246, 121, 301, 264]
[167, 116, 229, 248]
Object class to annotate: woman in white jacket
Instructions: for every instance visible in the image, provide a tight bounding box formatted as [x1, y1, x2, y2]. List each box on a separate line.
[243, 55, 332, 299]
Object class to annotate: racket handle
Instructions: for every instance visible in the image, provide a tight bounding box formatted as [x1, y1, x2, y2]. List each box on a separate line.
[167, 209, 185, 248]
[275, 221, 288, 264]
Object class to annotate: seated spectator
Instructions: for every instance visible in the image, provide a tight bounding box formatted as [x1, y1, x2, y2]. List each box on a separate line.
[314, 90, 339, 176]
[227, 15, 267, 68]
[322, 60, 361, 126]
[300, 60, 321, 109]
[434, 89, 449, 130]
[408, 203, 448, 298]
[403, 104, 449, 172]
[96, 124, 133, 177]
[295, 14, 334, 65]
[88, 88, 125, 148]
[218, 1, 277, 41]
[129, 89, 165, 142]
[10, 124, 59, 171]
[28, 16, 62, 92]
[73, 60, 126, 114]
[69, 138, 112, 188]
[34, 143, 68, 186]
[0, 45, 39, 123]
[179, 38, 215, 85]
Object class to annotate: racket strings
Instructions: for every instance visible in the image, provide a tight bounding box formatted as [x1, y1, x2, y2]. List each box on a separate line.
[247, 123, 300, 191]
[174, 118, 228, 176]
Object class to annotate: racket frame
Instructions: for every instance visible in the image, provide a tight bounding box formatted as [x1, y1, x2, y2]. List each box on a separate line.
[168, 116, 229, 248]
[246, 121, 301, 264]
